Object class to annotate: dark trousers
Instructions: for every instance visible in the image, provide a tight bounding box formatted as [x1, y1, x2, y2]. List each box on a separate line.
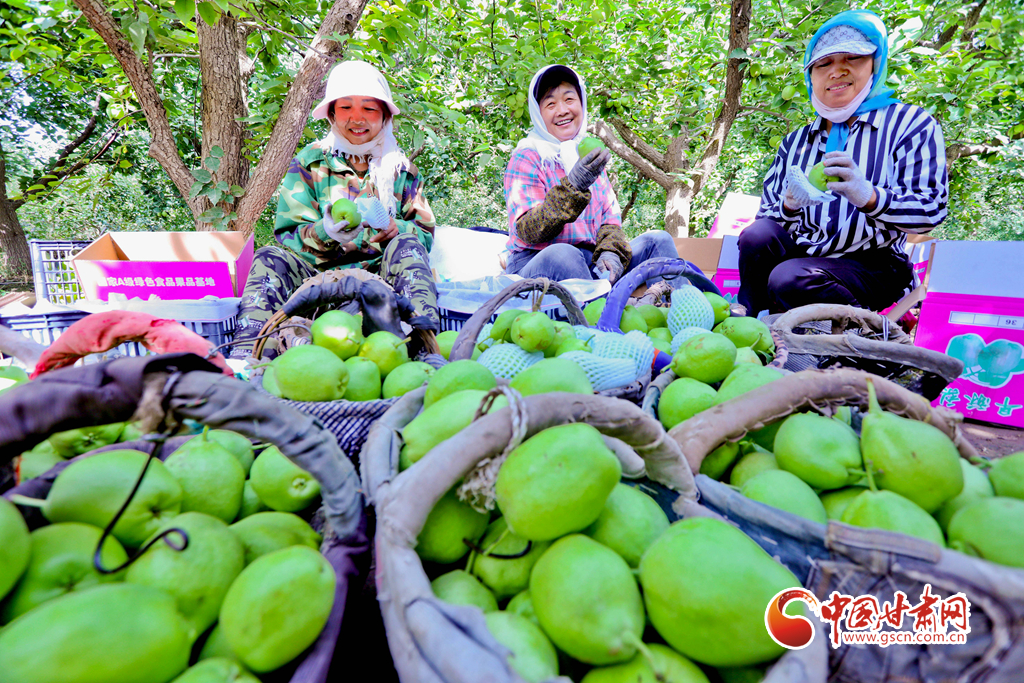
[737, 218, 913, 315]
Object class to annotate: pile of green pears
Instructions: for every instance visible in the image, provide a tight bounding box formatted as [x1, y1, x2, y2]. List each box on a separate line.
[262, 309, 436, 403]
[698, 379, 1024, 570]
[0, 427, 337, 683]
[412, 395, 803, 683]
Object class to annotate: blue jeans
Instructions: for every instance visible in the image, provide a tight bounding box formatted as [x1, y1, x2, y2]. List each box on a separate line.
[505, 231, 678, 281]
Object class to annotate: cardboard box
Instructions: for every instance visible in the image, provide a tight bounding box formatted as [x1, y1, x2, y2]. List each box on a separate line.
[71, 232, 254, 302]
[674, 237, 723, 281]
[915, 240, 1024, 429]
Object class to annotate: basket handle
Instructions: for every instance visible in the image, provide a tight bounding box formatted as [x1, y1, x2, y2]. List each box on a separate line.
[667, 367, 982, 475]
[596, 257, 721, 333]
[0, 353, 363, 541]
[770, 303, 963, 382]
[449, 278, 587, 361]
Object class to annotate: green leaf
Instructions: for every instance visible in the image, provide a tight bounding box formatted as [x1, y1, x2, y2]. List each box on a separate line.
[210, 146, 223, 158]
[189, 181, 205, 199]
[216, 180, 229, 191]
[230, 185, 245, 197]
[205, 156, 221, 172]
[191, 168, 212, 183]
[174, 0, 195, 23]
[128, 20, 148, 54]
[118, 160, 132, 168]
[197, 2, 219, 26]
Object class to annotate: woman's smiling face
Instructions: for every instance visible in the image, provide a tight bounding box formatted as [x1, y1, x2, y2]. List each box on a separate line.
[809, 52, 874, 108]
[540, 82, 583, 141]
[330, 96, 385, 145]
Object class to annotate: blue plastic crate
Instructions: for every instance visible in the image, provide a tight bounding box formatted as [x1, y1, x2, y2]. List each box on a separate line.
[29, 240, 91, 305]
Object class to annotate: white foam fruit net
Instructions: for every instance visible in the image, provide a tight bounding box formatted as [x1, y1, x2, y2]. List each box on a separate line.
[592, 330, 654, 378]
[559, 351, 637, 392]
[361, 198, 392, 230]
[671, 326, 711, 354]
[572, 325, 598, 346]
[478, 343, 544, 379]
[478, 322, 494, 342]
[667, 285, 715, 335]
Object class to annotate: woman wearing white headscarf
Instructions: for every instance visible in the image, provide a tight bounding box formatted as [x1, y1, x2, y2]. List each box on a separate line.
[739, 10, 948, 317]
[503, 64, 677, 283]
[231, 61, 439, 359]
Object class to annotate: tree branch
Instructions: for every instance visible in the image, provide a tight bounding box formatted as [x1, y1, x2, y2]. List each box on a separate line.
[591, 119, 672, 189]
[620, 182, 643, 222]
[233, 0, 371, 235]
[738, 105, 790, 121]
[608, 117, 668, 172]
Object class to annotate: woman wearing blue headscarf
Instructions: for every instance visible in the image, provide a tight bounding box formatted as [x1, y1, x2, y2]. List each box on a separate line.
[738, 10, 948, 317]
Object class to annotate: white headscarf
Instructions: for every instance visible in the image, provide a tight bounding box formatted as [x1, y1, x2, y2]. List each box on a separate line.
[515, 65, 589, 172]
[313, 61, 408, 218]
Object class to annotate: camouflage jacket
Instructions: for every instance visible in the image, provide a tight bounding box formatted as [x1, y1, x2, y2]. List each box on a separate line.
[274, 142, 436, 271]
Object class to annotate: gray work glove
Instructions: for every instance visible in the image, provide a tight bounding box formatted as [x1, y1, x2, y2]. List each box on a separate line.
[823, 151, 876, 208]
[567, 148, 611, 192]
[592, 251, 624, 283]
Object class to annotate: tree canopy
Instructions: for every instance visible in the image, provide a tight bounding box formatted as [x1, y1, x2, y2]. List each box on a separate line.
[3, 0, 1022, 280]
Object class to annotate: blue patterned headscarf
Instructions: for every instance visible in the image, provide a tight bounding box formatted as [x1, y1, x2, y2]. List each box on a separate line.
[803, 10, 900, 152]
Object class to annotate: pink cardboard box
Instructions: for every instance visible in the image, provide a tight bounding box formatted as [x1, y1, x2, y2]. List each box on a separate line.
[712, 235, 741, 303]
[71, 232, 254, 302]
[914, 240, 1024, 429]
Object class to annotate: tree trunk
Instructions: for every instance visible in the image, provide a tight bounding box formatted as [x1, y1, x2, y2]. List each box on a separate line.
[0, 142, 32, 279]
[664, 183, 690, 238]
[196, 12, 250, 230]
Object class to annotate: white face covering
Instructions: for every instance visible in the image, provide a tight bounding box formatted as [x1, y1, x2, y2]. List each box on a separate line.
[515, 65, 589, 172]
[810, 78, 873, 124]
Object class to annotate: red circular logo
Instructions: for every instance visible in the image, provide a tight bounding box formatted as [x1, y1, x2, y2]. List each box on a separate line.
[765, 588, 819, 650]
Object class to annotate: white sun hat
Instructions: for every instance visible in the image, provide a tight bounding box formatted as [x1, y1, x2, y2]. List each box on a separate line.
[804, 25, 877, 70]
[311, 60, 401, 120]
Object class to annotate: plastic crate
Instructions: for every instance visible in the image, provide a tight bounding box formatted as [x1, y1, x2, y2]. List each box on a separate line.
[0, 309, 237, 362]
[29, 240, 91, 305]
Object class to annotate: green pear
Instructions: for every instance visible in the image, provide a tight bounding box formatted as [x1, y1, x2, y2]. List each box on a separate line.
[556, 338, 592, 355]
[435, 329, 459, 360]
[197, 624, 239, 663]
[718, 666, 768, 683]
[511, 311, 556, 353]
[581, 643, 710, 683]
[733, 347, 762, 366]
[741, 470, 827, 524]
[0, 364, 29, 394]
[43, 449, 183, 548]
[170, 658, 260, 683]
[17, 445, 64, 482]
[343, 356, 382, 401]
[808, 161, 840, 192]
[382, 361, 435, 398]
[219, 546, 335, 673]
[358, 330, 410, 378]
[401, 390, 507, 469]
[840, 489, 945, 546]
[713, 317, 774, 355]
[947, 497, 1024, 568]
[671, 333, 736, 384]
[509, 357, 593, 396]
[127, 512, 246, 641]
[860, 381, 963, 513]
[774, 413, 862, 489]
[820, 486, 867, 521]
[468, 518, 551, 600]
[637, 304, 668, 331]
[583, 483, 669, 567]
[490, 309, 525, 342]
[272, 344, 349, 401]
[639, 517, 798, 666]
[935, 459, 995, 531]
[715, 365, 783, 404]
[205, 430, 255, 475]
[507, 589, 539, 626]
[48, 423, 125, 457]
[416, 487, 489, 564]
[0, 497, 31, 601]
[261, 365, 283, 397]
[311, 309, 364, 360]
[658, 377, 717, 430]
[485, 611, 559, 683]
[584, 298, 607, 326]
[431, 569, 498, 612]
[496, 423, 621, 540]
[578, 136, 607, 157]
[988, 451, 1024, 500]
[249, 445, 321, 513]
[330, 197, 362, 225]
[703, 292, 731, 326]
[0, 584, 191, 683]
[619, 305, 648, 334]
[530, 535, 645, 665]
[229, 512, 322, 565]
[236, 480, 268, 520]
[651, 338, 672, 355]
[424, 360, 496, 407]
[164, 432, 246, 523]
[699, 442, 741, 481]
[544, 321, 576, 358]
[118, 422, 144, 443]
[729, 451, 778, 489]
[1, 522, 128, 623]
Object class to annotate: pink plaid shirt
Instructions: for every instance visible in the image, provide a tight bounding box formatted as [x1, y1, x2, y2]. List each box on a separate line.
[504, 147, 621, 252]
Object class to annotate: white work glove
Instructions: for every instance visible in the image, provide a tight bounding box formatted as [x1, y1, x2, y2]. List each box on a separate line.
[592, 251, 624, 284]
[782, 166, 835, 212]
[822, 151, 876, 208]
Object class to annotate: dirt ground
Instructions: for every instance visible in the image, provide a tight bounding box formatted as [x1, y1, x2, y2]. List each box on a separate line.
[961, 420, 1024, 459]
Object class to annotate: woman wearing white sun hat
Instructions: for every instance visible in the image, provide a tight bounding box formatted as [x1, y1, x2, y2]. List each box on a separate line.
[231, 60, 439, 359]
[738, 10, 948, 318]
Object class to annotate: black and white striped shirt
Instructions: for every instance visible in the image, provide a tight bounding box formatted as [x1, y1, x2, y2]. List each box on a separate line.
[757, 102, 948, 257]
